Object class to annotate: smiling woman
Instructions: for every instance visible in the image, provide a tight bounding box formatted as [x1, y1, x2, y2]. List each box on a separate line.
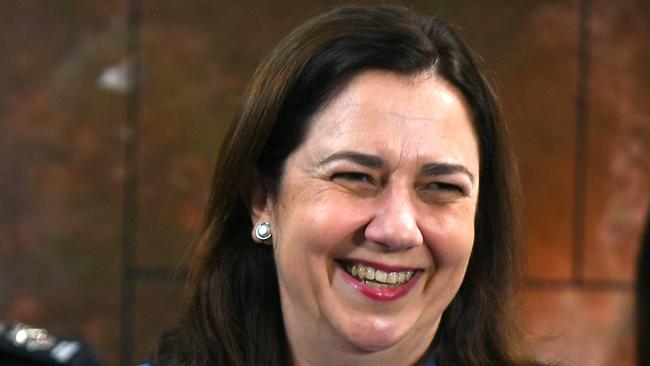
[152, 4, 543, 366]
[260, 71, 480, 363]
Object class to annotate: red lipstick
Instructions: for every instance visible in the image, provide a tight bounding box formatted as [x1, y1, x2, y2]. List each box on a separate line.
[338, 262, 421, 302]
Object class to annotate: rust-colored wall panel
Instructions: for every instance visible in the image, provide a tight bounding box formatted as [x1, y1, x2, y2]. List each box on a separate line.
[501, 2, 580, 280]
[582, 0, 650, 282]
[478, 1, 582, 281]
[520, 288, 635, 365]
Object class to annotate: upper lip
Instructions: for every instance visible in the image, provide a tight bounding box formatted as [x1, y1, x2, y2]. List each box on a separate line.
[337, 258, 422, 272]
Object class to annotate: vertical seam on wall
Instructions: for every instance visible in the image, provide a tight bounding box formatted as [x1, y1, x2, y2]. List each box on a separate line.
[572, 0, 591, 284]
[120, 0, 142, 364]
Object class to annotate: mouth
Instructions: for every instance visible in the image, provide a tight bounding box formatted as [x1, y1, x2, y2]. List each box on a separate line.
[337, 260, 422, 301]
[342, 261, 416, 288]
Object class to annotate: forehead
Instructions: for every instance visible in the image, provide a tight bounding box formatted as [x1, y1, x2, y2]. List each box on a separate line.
[300, 70, 478, 167]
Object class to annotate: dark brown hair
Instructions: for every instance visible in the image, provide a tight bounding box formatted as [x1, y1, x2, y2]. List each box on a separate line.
[154, 5, 537, 365]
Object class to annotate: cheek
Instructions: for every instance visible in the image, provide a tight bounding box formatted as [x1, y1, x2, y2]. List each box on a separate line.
[312, 201, 372, 246]
[422, 206, 476, 267]
[276, 189, 373, 256]
[273, 194, 373, 299]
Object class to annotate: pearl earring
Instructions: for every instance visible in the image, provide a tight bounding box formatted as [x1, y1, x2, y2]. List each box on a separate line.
[255, 222, 272, 241]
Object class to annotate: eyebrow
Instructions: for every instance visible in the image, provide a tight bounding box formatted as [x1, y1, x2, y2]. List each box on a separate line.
[318, 150, 475, 184]
[420, 163, 475, 185]
[318, 151, 383, 169]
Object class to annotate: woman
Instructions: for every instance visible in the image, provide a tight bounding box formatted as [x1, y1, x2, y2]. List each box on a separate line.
[154, 4, 540, 366]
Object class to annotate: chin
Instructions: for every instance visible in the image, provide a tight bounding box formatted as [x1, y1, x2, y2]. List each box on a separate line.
[342, 317, 409, 353]
[352, 337, 401, 353]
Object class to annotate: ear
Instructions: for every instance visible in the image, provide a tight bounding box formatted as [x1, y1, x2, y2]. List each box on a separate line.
[241, 169, 274, 244]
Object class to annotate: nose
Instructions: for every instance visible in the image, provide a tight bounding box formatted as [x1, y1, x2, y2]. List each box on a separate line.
[364, 184, 424, 251]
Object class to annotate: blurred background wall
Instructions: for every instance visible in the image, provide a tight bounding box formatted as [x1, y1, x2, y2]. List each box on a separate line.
[0, 0, 647, 365]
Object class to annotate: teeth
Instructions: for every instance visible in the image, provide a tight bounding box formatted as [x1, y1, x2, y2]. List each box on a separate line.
[398, 272, 406, 283]
[366, 267, 375, 280]
[375, 270, 387, 282]
[345, 263, 415, 286]
[365, 281, 381, 289]
[357, 266, 368, 278]
[365, 281, 389, 289]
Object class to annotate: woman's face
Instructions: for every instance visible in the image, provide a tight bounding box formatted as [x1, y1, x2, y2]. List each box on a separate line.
[254, 70, 479, 364]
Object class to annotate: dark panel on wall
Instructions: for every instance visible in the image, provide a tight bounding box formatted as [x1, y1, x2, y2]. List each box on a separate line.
[133, 281, 185, 362]
[134, 1, 234, 270]
[0, 2, 127, 365]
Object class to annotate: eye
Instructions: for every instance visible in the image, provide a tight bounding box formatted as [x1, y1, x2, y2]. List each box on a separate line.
[331, 172, 378, 195]
[420, 182, 467, 202]
[331, 172, 374, 184]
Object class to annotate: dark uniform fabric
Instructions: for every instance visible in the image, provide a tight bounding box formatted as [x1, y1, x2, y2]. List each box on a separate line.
[0, 322, 100, 366]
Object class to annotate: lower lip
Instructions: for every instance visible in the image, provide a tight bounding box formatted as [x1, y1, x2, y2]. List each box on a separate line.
[338, 264, 421, 302]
